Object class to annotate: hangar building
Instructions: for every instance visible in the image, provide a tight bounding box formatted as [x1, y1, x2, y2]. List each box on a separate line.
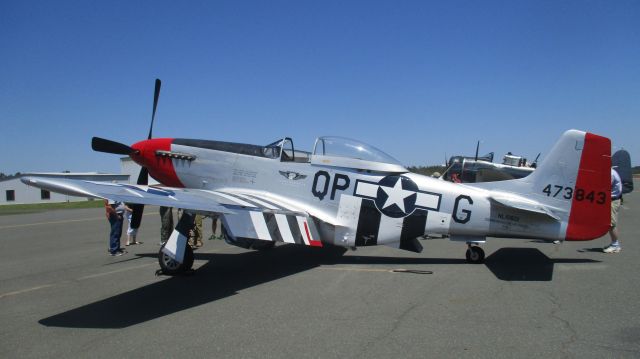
[0, 173, 129, 205]
[2, 156, 160, 206]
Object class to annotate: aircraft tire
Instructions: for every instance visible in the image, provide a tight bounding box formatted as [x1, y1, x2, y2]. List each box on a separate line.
[465, 246, 485, 264]
[158, 245, 194, 275]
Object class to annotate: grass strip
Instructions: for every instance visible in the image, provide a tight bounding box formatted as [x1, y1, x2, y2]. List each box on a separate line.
[0, 200, 103, 215]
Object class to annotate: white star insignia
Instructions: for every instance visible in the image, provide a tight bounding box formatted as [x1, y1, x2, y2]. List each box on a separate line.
[380, 177, 414, 213]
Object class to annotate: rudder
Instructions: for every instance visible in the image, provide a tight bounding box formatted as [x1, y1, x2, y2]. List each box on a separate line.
[565, 132, 611, 240]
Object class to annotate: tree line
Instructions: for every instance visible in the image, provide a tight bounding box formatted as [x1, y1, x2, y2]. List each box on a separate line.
[0, 172, 22, 180]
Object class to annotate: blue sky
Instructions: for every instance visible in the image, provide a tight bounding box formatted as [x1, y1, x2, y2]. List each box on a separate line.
[1, 0, 638, 174]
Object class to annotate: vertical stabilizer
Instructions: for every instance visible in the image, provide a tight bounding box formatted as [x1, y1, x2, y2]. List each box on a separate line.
[565, 132, 611, 240]
[470, 130, 611, 241]
[524, 130, 611, 240]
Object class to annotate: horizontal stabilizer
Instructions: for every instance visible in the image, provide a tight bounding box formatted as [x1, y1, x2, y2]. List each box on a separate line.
[489, 196, 560, 221]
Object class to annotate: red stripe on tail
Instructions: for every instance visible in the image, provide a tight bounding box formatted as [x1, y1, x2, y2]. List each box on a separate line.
[565, 133, 611, 241]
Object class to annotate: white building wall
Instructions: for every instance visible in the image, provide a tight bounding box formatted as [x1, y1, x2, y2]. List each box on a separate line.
[121, 157, 159, 185]
[1, 173, 131, 205]
[0, 178, 88, 205]
[1, 158, 155, 205]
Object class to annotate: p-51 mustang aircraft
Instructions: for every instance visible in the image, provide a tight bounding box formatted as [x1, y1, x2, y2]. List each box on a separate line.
[21, 81, 612, 275]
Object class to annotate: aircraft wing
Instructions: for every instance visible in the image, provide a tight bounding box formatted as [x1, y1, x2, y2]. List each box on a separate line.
[21, 176, 324, 247]
[21, 176, 233, 214]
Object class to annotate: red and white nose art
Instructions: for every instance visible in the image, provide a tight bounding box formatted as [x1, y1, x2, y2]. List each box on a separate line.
[130, 138, 184, 187]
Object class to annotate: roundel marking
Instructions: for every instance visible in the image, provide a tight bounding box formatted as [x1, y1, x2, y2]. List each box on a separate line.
[374, 175, 419, 218]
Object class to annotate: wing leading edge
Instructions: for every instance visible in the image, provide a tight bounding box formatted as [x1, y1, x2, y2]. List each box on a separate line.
[21, 176, 232, 214]
[21, 176, 324, 248]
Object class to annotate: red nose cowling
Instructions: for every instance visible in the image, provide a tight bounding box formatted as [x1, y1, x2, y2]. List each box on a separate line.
[130, 138, 184, 188]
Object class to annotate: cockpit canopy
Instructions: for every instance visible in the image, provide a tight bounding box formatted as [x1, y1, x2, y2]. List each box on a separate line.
[311, 136, 407, 172]
[263, 136, 407, 172]
[311, 137, 399, 164]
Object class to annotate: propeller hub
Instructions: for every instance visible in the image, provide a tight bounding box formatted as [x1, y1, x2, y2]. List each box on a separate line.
[131, 138, 184, 187]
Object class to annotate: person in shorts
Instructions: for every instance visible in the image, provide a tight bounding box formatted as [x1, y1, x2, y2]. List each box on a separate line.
[124, 204, 143, 246]
[603, 168, 623, 253]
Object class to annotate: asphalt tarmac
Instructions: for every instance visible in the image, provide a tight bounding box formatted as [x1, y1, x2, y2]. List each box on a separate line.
[1, 183, 639, 358]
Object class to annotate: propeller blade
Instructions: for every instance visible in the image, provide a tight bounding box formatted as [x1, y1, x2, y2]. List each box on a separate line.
[91, 137, 135, 155]
[474, 140, 480, 161]
[533, 152, 541, 164]
[130, 203, 144, 229]
[137, 167, 149, 185]
[147, 78, 161, 140]
[130, 167, 149, 229]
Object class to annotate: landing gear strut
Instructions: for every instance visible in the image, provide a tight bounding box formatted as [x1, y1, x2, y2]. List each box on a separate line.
[158, 243, 194, 275]
[465, 244, 485, 264]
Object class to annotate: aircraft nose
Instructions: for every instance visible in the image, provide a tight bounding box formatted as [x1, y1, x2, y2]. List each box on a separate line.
[129, 138, 184, 187]
[131, 139, 156, 166]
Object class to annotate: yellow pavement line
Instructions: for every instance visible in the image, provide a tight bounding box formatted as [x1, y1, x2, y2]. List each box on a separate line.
[0, 245, 233, 299]
[74, 247, 233, 281]
[0, 212, 159, 230]
[0, 284, 55, 299]
[77, 263, 157, 280]
[319, 266, 394, 273]
[0, 217, 105, 230]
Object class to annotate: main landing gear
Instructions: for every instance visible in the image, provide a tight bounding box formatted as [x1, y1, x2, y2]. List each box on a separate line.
[465, 243, 485, 264]
[158, 244, 194, 275]
[157, 211, 198, 275]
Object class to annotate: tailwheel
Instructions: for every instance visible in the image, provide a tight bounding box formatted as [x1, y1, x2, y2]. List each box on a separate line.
[465, 245, 485, 264]
[158, 244, 194, 275]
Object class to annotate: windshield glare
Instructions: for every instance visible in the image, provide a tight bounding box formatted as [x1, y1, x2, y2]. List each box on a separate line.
[313, 136, 402, 165]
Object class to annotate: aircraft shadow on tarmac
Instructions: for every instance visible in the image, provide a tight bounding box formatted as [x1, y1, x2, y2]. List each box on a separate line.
[38, 245, 600, 329]
[484, 247, 600, 281]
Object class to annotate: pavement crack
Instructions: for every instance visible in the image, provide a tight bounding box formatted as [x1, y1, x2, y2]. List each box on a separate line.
[547, 292, 577, 359]
[355, 301, 421, 358]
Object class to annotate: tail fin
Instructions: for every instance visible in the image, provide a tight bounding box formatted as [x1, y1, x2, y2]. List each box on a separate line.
[472, 130, 611, 241]
[563, 132, 611, 240]
[526, 130, 611, 240]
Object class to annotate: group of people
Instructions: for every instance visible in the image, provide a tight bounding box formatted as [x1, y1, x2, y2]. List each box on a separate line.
[104, 200, 142, 256]
[159, 207, 223, 248]
[105, 202, 222, 257]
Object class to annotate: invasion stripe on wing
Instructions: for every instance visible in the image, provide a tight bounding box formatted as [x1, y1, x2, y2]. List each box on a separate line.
[204, 191, 257, 207]
[241, 210, 319, 246]
[250, 211, 272, 240]
[234, 193, 281, 209]
[275, 214, 296, 243]
[263, 213, 283, 242]
[248, 195, 301, 212]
